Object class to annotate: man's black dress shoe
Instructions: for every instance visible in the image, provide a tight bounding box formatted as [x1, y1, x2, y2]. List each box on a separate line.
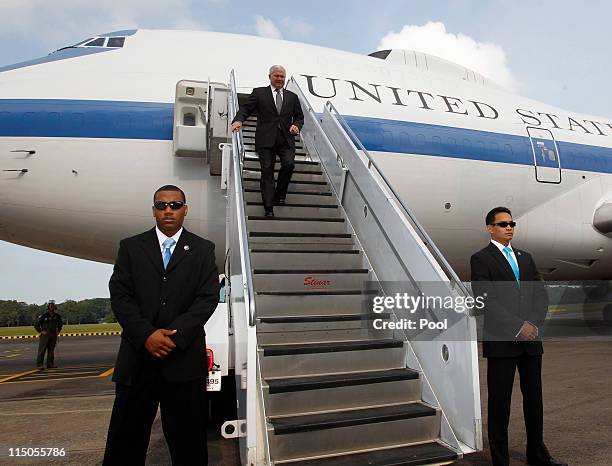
[264, 209, 274, 218]
[527, 456, 568, 466]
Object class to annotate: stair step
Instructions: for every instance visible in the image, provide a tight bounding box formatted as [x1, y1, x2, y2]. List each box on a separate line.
[253, 270, 369, 292]
[256, 291, 374, 317]
[260, 339, 402, 357]
[259, 313, 385, 324]
[243, 158, 321, 173]
[243, 171, 324, 183]
[269, 402, 436, 435]
[276, 441, 458, 466]
[251, 249, 363, 269]
[244, 167, 323, 175]
[244, 190, 336, 205]
[244, 156, 319, 166]
[257, 328, 390, 345]
[257, 312, 386, 334]
[266, 368, 419, 394]
[247, 218, 347, 235]
[246, 203, 341, 218]
[243, 176, 327, 186]
[259, 339, 405, 378]
[264, 368, 421, 417]
[243, 179, 329, 193]
[267, 402, 440, 461]
[248, 231, 354, 246]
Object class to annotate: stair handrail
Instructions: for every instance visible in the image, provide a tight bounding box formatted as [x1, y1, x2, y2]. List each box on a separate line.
[325, 100, 471, 298]
[229, 69, 257, 327]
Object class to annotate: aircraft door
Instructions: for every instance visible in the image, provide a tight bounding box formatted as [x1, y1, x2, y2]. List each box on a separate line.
[526, 127, 561, 183]
[173, 80, 210, 157]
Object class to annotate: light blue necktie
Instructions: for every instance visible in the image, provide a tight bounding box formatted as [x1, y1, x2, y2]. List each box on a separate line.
[162, 238, 175, 269]
[503, 246, 520, 283]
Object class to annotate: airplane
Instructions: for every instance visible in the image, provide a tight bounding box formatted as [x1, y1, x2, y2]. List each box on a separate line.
[1, 29, 610, 284]
[2, 28, 611, 464]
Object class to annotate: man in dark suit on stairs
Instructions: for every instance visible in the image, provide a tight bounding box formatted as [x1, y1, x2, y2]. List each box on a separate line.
[471, 206, 567, 466]
[103, 184, 219, 466]
[231, 65, 304, 217]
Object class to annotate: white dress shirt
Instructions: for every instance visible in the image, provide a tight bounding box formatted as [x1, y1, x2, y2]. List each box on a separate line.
[270, 85, 284, 100]
[490, 239, 519, 271]
[156, 226, 183, 258]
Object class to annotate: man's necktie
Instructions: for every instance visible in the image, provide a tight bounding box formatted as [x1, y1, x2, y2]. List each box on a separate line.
[275, 88, 282, 114]
[503, 246, 520, 282]
[162, 238, 175, 269]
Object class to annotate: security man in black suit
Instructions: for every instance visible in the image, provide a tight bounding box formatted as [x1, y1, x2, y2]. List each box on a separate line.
[103, 185, 219, 466]
[34, 301, 63, 369]
[471, 207, 567, 466]
[231, 65, 304, 217]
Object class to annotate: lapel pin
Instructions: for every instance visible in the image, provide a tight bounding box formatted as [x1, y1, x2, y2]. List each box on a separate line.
[517, 252, 521, 256]
[184, 245, 190, 251]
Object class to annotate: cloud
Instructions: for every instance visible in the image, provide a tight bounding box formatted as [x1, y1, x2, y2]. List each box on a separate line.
[280, 17, 312, 38]
[0, 0, 204, 52]
[255, 15, 282, 40]
[377, 21, 518, 91]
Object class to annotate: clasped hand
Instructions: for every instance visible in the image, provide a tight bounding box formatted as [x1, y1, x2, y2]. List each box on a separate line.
[518, 321, 538, 341]
[145, 329, 177, 358]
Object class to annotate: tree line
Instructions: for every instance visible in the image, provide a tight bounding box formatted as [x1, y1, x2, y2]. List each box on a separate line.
[0, 299, 115, 327]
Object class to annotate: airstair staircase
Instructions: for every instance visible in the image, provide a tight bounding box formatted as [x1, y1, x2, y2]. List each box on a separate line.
[226, 71, 481, 465]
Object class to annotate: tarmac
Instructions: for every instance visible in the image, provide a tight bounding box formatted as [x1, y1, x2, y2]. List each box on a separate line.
[0, 323, 610, 465]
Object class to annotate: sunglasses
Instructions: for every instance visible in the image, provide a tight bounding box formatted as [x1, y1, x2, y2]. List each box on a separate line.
[490, 221, 516, 228]
[153, 201, 186, 211]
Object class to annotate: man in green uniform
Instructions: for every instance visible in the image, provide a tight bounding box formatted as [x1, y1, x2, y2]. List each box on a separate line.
[34, 301, 63, 369]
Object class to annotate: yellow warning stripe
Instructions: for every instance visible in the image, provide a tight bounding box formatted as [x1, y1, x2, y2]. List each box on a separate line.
[0, 331, 121, 340]
[1, 374, 111, 384]
[0, 368, 39, 383]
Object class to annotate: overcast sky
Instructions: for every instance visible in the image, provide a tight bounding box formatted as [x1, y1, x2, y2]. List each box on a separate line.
[1, 0, 611, 303]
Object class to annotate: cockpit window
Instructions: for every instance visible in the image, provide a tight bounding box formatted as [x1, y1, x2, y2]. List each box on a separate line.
[84, 38, 106, 47]
[73, 38, 93, 47]
[107, 37, 125, 48]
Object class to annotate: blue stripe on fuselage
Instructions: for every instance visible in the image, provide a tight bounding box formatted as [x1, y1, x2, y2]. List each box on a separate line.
[344, 115, 612, 174]
[0, 99, 173, 140]
[0, 99, 611, 174]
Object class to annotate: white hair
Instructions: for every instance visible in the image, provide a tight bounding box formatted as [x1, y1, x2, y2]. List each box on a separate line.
[269, 65, 286, 75]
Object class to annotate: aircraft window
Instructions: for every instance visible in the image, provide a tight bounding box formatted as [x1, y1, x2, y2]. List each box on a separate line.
[504, 144, 513, 155]
[107, 37, 125, 48]
[368, 50, 392, 60]
[432, 136, 441, 146]
[84, 38, 106, 47]
[489, 142, 499, 153]
[399, 132, 411, 147]
[183, 112, 196, 126]
[74, 38, 93, 46]
[416, 134, 426, 146]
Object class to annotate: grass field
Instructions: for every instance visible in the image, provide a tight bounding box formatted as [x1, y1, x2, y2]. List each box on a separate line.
[0, 323, 121, 337]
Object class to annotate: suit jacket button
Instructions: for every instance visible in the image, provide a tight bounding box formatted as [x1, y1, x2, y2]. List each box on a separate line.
[161, 301, 167, 307]
[162, 276, 168, 282]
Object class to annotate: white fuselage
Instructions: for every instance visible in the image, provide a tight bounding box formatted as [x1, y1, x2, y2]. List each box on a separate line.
[1, 29, 611, 280]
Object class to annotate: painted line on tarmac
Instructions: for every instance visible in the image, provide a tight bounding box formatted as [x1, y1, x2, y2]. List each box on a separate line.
[0, 368, 39, 383]
[0, 331, 121, 340]
[0, 408, 112, 416]
[1, 374, 112, 384]
[0, 365, 115, 384]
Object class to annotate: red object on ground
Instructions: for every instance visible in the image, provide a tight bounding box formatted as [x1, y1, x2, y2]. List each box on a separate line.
[206, 348, 214, 371]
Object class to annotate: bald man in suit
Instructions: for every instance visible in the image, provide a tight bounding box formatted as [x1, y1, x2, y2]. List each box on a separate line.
[231, 65, 304, 217]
